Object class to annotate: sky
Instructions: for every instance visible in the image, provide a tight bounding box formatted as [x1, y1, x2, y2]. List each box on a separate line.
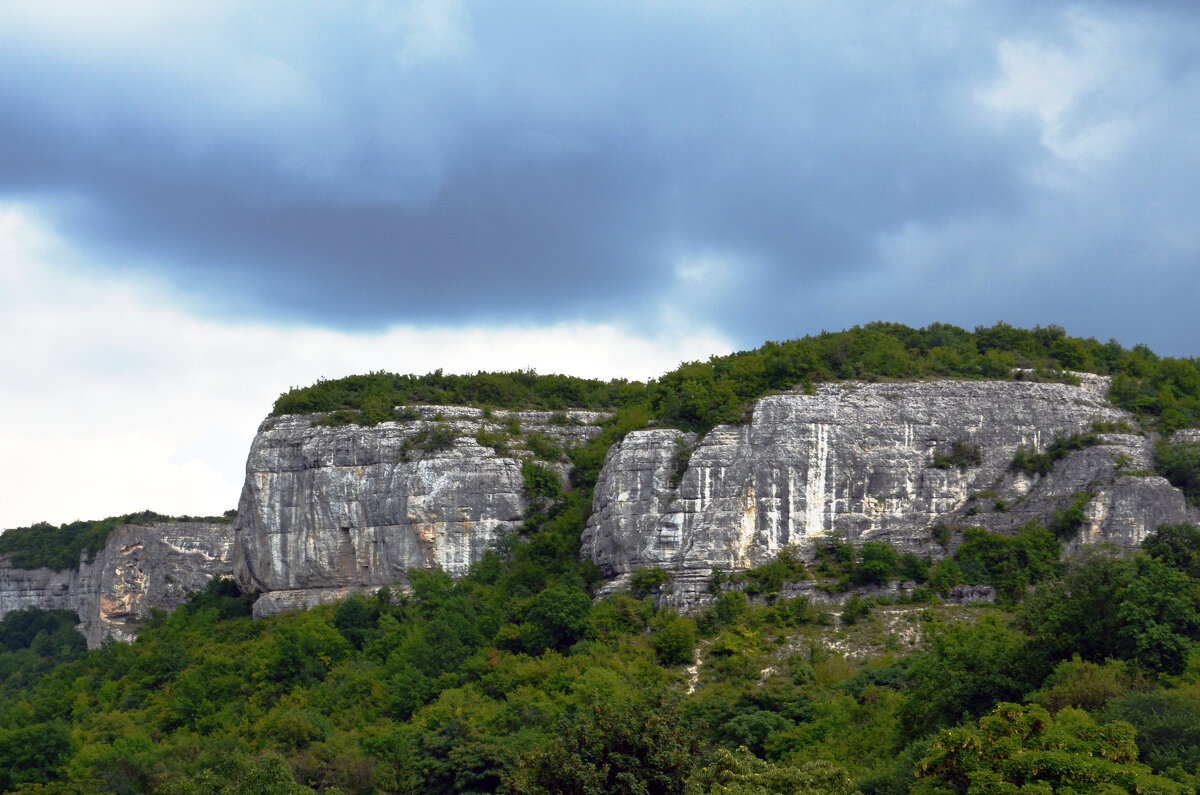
[2, 1, 1199, 529]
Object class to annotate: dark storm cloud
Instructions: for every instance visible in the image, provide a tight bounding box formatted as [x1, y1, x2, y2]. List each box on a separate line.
[1, 1, 1198, 353]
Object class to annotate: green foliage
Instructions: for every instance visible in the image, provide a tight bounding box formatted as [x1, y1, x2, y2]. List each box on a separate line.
[629, 566, 673, 598]
[0, 607, 80, 653]
[854, 542, 900, 586]
[840, 596, 872, 626]
[1155, 439, 1200, 506]
[276, 369, 642, 418]
[1099, 691, 1200, 776]
[0, 509, 234, 572]
[183, 576, 257, 620]
[1031, 656, 1145, 714]
[913, 702, 1189, 795]
[651, 613, 698, 667]
[952, 523, 1062, 603]
[1048, 491, 1095, 540]
[1144, 522, 1200, 578]
[685, 746, 856, 795]
[901, 616, 1044, 738]
[525, 584, 592, 653]
[732, 546, 809, 595]
[1023, 551, 1200, 674]
[275, 324, 1200, 440]
[522, 462, 562, 516]
[524, 431, 566, 462]
[475, 424, 511, 456]
[670, 437, 695, 489]
[929, 438, 982, 471]
[1010, 430, 1103, 476]
[332, 596, 372, 650]
[503, 692, 700, 794]
[162, 751, 316, 795]
[400, 422, 460, 458]
[0, 722, 74, 790]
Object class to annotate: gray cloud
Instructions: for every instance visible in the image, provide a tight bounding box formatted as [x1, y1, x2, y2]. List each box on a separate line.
[2, 1, 1198, 354]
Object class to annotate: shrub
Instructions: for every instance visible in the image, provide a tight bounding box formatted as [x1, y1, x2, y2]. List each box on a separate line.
[1009, 431, 1102, 476]
[629, 566, 673, 598]
[930, 438, 982, 471]
[1154, 439, 1200, 506]
[651, 614, 697, 667]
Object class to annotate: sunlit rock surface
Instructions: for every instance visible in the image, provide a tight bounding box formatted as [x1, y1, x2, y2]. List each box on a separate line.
[234, 406, 607, 615]
[583, 376, 1195, 600]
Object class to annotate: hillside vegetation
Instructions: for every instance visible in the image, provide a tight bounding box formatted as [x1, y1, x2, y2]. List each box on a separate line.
[4, 518, 1200, 793]
[273, 322, 1200, 433]
[4, 322, 1200, 792]
[0, 511, 236, 572]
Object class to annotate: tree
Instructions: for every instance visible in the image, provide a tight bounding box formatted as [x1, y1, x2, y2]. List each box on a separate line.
[333, 596, 373, 650]
[685, 747, 855, 795]
[504, 692, 700, 794]
[1143, 522, 1200, 578]
[900, 616, 1043, 738]
[913, 702, 1188, 794]
[525, 584, 591, 653]
[0, 723, 74, 790]
[652, 614, 698, 667]
[1023, 551, 1200, 674]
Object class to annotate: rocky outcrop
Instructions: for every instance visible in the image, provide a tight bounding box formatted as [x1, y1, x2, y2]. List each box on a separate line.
[234, 406, 607, 616]
[582, 376, 1195, 598]
[0, 522, 235, 647]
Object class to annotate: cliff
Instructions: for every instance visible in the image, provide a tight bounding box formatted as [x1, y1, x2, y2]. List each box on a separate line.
[233, 406, 607, 617]
[581, 375, 1195, 603]
[0, 522, 235, 647]
[232, 375, 1198, 614]
[12, 375, 1190, 636]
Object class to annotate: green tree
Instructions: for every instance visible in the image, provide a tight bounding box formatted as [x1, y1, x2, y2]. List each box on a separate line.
[1023, 551, 1200, 674]
[0, 722, 74, 790]
[652, 614, 698, 667]
[913, 702, 1188, 795]
[900, 616, 1043, 738]
[1143, 522, 1200, 577]
[333, 596, 373, 650]
[526, 584, 592, 653]
[685, 747, 855, 795]
[504, 692, 700, 794]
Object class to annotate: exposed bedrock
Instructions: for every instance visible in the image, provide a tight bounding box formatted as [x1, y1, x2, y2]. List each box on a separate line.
[234, 406, 607, 616]
[582, 376, 1195, 593]
[0, 522, 235, 647]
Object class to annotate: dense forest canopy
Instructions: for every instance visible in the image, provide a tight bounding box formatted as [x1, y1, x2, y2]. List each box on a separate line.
[4, 521, 1200, 792]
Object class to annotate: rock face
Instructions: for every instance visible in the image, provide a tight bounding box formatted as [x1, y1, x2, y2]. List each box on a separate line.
[234, 407, 607, 616]
[582, 376, 1196, 597]
[0, 522, 235, 647]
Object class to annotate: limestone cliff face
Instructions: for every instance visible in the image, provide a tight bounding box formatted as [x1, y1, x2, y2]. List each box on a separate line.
[234, 406, 606, 616]
[582, 376, 1195, 596]
[0, 522, 234, 647]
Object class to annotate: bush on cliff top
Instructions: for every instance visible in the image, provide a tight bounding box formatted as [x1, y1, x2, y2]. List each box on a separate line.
[0, 509, 236, 572]
[271, 322, 1200, 435]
